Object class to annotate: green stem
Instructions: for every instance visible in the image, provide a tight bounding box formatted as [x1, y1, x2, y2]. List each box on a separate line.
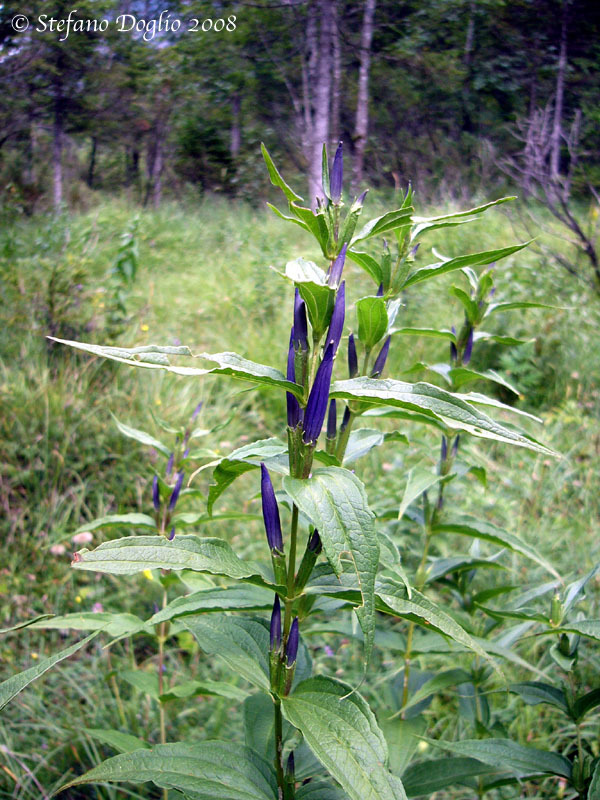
[158, 588, 168, 800]
[273, 699, 286, 800]
[335, 409, 356, 461]
[283, 505, 299, 639]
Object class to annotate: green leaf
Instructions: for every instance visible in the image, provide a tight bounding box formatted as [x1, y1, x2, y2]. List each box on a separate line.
[352, 208, 413, 245]
[290, 204, 331, 254]
[508, 682, 568, 712]
[486, 300, 562, 316]
[321, 143, 331, 201]
[182, 615, 271, 690]
[112, 415, 170, 456]
[431, 516, 560, 579]
[343, 429, 407, 465]
[454, 392, 543, 424]
[160, 679, 248, 703]
[31, 612, 148, 638]
[397, 467, 444, 520]
[0, 615, 53, 635]
[330, 377, 556, 456]
[207, 438, 288, 514]
[347, 250, 383, 284]
[71, 534, 265, 582]
[428, 738, 572, 779]
[448, 367, 521, 396]
[400, 669, 473, 715]
[380, 716, 427, 777]
[49, 338, 300, 397]
[589, 762, 600, 800]
[411, 197, 516, 239]
[296, 781, 350, 800]
[556, 620, 600, 643]
[84, 728, 150, 754]
[149, 585, 275, 625]
[120, 670, 159, 699]
[0, 632, 98, 712]
[281, 676, 407, 800]
[286, 258, 335, 336]
[356, 296, 389, 348]
[283, 467, 379, 664]
[55, 740, 278, 799]
[574, 688, 600, 721]
[261, 143, 303, 203]
[71, 513, 156, 538]
[402, 757, 500, 797]
[403, 243, 529, 289]
[390, 327, 456, 342]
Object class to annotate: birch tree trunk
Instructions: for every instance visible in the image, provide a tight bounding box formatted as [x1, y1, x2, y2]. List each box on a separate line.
[550, 0, 568, 181]
[352, 0, 376, 195]
[52, 90, 63, 210]
[306, 0, 334, 207]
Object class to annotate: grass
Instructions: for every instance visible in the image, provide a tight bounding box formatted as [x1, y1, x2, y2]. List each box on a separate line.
[1, 191, 599, 798]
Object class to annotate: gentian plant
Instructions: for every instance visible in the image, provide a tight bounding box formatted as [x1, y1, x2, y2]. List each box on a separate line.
[5, 143, 600, 800]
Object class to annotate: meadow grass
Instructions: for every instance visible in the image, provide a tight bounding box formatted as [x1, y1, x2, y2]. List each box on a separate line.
[0, 193, 598, 798]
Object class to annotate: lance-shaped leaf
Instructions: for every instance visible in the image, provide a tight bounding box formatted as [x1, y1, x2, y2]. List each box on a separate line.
[281, 676, 407, 800]
[183, 615, 271, 690]
[390, 327, 457, 342]
[431, 516, 559, 579]
[402, 757, 502, 797]
[84, 728, 150, 754]
[112, 416, 170, 456]
[410, 196, 516, 239]
[261, 142, 303, 204]
[71, 534, 266, 583]
[207, 438, 288, 514]
[485, 300, 562, 317]
[49, 338, 303, 397]
[448, 367, 520, 396]
[352, 208, 414, 246]
[31, 612, 149, 638]
[69, 513, 156, 538]
[330, 377, 556, 456]
[426, 738, 572, 780]
[0, 615, 53, 635]
[283, 467, 379, 663]
[149, 585, 275, 625]
[55, 740, 278, 799]
[403, 243, 529, 289]
[1, 632, 99, 712]
[347, 249, 383, 284]
[398, 468, 445, 520]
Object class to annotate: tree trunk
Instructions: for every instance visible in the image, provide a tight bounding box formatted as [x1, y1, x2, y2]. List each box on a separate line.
[52, 94, 63, 210]
[330, 1, 342, 146]
[307, 0, 334, 208]
[351, 0, 376, 195]
[550, 0, 568, 181]
[87, 136, 97, 189]
[230, 92, 241, 159]
[461, 0, 476, 134]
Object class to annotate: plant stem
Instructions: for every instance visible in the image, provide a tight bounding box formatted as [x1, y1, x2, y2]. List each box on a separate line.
[158, 588, 168, 800]
[283, 505, 299, 639]
[335, 409, 356, 461]
[273, 698, 286, 800]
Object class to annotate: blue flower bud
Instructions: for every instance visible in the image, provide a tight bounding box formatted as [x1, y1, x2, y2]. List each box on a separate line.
[355, 189, 368, 208]
[330, 141, 343, 203]
[286, 752, 295, 778]
[440, 435, 448, 462]
[168, 526, 175, 541]
[450, 326, 458, 363]
[303, 342, 335, 445]
[166, 452, 174, 477]
[347, 333, 358, 378]
[168, 471, 184, 511]
[260, 463, 284, 552]
[341, 405, 351, 432]
[463, 327, 474, 365]
[452, 434, 460, 457]
[326, 281, 345, 354]
[293, 289, 308, 351]
[286, 617, 299, 665]
[308, 528, 322, 553]
[327, 399, 337, 439]
[270, 594, 281, 651]
[376, 283, 384, 297]
[286, 328, 302, 428]
[328, 243, 347, 288]
[183, 448, 190, 458]
[191, 401, 203, 420]
[152, 475, 160, 511]
[371, 336, 391, 378]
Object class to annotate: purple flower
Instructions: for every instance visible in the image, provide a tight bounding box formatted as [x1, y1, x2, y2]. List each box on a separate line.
[168, 471, 184, 511]
[191, 402, 203, 421]
[330, 142, 343, 203]
[293, 289, 308, 351]
[371, 336, 391, 378]
[286, 329, 302, 428]
[324, 645, 335, 657]
[166, 452, 174, 478]
[328, 243, 347, 288]
[327, 399, 337, 439]
[440, 435, 448, 462]
[355, 189, 368, 207]
[303, 342, 335, 445]
[152, 475, 160, 511]
[261, 463, 283, 552]
[168, 526, 175, 541]
[286, 617, 299, 665]
[326, 281, 345, 354]
[286, 752, 295, 778]
[463, 327, 474, 364]
[341, 406, 351, 432]
[450, 326, 458, 363]
[376, 283, 384, 297]
[308, 529, 322, 553]
[347, 333, 358, 378]
[452, 434, 460, 457]
[270, 594, 281, 650]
